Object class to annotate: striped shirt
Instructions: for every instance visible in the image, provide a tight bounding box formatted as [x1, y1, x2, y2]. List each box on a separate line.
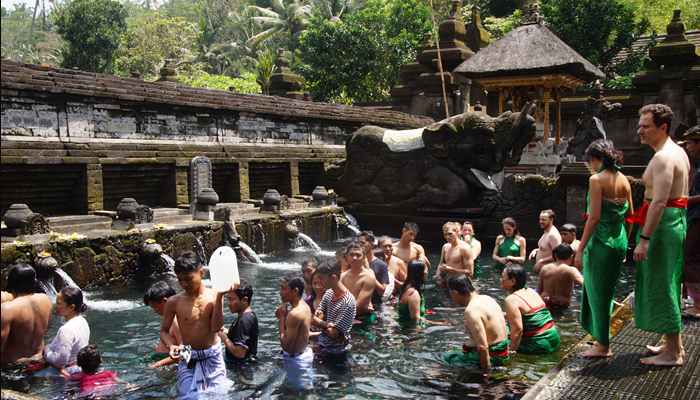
[318, 288, 356, 353]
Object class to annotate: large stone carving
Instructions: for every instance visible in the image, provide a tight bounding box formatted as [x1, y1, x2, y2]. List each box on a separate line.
[1, 203, 50, 236]
[566, 82, 622, 160]
[190, 156, 219, 221]
[335, 103, 536, 209]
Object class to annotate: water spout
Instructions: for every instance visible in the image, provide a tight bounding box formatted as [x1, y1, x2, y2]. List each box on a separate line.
[297, 233, 322, 252]
[346, 224, 361, 236]
[37, 278, 57, 301]
[194, 235, 208, 266]
[254, 222, 266, 254]
[237, 241, 263, 264]
[54, 268, 79, 288]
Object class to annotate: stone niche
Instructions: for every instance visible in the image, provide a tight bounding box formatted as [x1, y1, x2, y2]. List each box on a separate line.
[249, 162, 292, 199]
[102, 164, 176, 210]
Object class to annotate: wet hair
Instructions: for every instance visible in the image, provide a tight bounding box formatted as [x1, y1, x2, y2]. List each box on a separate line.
[442, 221, 459, 231]
[378, 236, 393, 246]
[335, 247, 346, 258]
[281, 273, 304, 298]
[301, 259, 317, 272]
[358, 231, 376, 245]
[77, 345, 101, 374]
[174, 251, 201, 274]
[143, 281, 177, 305]
[553, 244, 574, 261]
[540, 209, 556, 221]
[502, 217, 520, 236]
[233, 280, 254, 304]
[447, 275, 476, 295]
[6, 263, 36, 294]
[344, 240, 364, 254]
[316, 259, 341, 278]
[639, 103, 673, 133]
[504, 265, 527, 291]
[404, 260, 425, 295]
[585, 139, 624, 171]
[61, 286, 87, 313]
[560, 223, 577, 233]
[403, 222, 419, 234]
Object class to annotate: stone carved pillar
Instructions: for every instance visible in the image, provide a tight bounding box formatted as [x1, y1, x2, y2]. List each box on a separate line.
[238, 161, 250, 201]
[290, 160, 300, 196]
[86, 164, 103, 212]
[175, 160, 189, 206]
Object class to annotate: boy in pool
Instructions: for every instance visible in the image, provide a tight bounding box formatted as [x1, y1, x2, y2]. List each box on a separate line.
[276, 274, 313, 389]
[144, 281, 182, 368]
[65, 345, 118, 396]
[160, 252, 231, 399]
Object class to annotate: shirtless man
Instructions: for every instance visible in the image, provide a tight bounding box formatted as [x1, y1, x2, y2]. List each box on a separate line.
[538, 244, 583, 309]
[1, 263, 52, 367]
[443, 276, 510, 370]
[1, 291, 14, 304]
[633, 104, 689, 367]
[435, 222, 474, 287]
[379, 236, 407, 291]
[276, 274, 313, 389]
[393, 222, 431, 276]
[144, 281, 182, 368]
[560, 224, 581, 255]
[341, 241, 377, 323]
[530, 210, 562, 274]
[161, 252, 231, 398]
[358, 231, 390, 310]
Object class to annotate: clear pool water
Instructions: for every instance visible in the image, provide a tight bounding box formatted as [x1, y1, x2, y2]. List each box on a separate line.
[23, 240, 635, 399]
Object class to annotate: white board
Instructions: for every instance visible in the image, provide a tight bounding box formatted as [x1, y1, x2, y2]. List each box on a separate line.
[208, 246, 239, 292]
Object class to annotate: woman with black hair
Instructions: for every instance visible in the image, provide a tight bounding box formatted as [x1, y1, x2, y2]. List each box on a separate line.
[502, 265, 560, 354]
[43, 286, 90, 371]
[575, 139, 633, 358]
[398, 260, 427, 322]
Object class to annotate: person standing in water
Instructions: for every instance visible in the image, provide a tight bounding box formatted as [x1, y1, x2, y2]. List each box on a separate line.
[1, 264, 52, 367]
[300, 259, 317, 307]
[435, 222, 474, 287]
[43, 286, 91, 372]
[560, 224, 581, 255]
[340, 241, 377, 324]
[492, 218, 527, 270]
[160, 252, 231, 398]
[574, 139, 632, 358]
[276, 274, 313, 390]
[530, 210, 562, 274]
[443, 276, 510, 370]
[393, 222, 431, 276]
[632, 104, 689, 366]
[144, 281, 182, 368]
[502, 265, 560, 354]
[461, 221, 482, 277]
[379, 236, 407, 292]
[538, 244, 583, 310]
[398, 261, 427, 323]
[220, 282, 258, 363]
[358, 231, 391, 312]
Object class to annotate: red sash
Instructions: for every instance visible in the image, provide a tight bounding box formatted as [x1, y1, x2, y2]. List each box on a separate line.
[523, 320, 554, 337]
[626, 198, 688, 226]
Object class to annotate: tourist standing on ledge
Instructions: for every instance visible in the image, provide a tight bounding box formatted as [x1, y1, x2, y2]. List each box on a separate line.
[502, 265, 560, 354]
[144, 281, 182, 369]
[378, 236, 407, 293]
[559, 224, 581, 256]
[492, 217, 527, 270]
[160, 252, 231, 398]
[436, 222, 474, 287]
[393, 222, 431, 277]
[462, 221, 482, 278]
[358, 231, 391, 312]
[575, 139, 632, 358]
[1, 264, 52, 367]
[44, 286, 91, 373]
[538, 244, 583, 310]
[442, 276, 510, 370]
[220, 282, 258, 364]
[341, 241, 376, 324]
[530, 210, 562, 273]
[313, 260, 357, 369]
[632, 104, 688, 367]
[680, 126, 700, 319]
[276, 274, 313, 390]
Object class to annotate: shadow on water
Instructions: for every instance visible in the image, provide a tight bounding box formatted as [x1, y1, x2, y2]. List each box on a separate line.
[23, 240, 636, 399]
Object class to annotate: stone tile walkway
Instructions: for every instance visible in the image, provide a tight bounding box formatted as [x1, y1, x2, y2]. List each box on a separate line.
[523, 317, 700, 399]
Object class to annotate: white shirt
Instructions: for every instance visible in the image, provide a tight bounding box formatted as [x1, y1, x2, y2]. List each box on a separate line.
[44, 315, 90, 367]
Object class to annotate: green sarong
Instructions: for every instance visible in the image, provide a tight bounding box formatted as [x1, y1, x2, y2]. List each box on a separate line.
[442, 338, 510, 367]
[357, 311, 378, 326]
[635, 207, 686, 333]
[495, 236, 521, 270]
[397, 296, 426, 322]
[519, 308, 560, 354]
[580, 195, 628, 346]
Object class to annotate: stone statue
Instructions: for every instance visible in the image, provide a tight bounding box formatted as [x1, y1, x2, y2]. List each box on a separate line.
[334, 102, 536, 209]
[566, 81, 622, 160]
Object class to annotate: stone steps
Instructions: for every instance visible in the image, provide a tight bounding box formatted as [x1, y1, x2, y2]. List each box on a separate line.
[47, 215, 112, 234]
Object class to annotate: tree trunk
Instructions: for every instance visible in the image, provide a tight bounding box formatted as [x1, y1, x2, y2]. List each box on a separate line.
[29, 0, 40, 41]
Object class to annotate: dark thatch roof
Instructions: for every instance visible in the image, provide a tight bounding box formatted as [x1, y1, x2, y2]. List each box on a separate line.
[454, 23, 604, 82]
[0, 60, 433, 129]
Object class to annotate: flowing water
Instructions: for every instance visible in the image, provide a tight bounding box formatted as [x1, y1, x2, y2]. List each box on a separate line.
[23, 240, 636, 399]
[296, 233, 322, 253]
[238, 241, 263, 264]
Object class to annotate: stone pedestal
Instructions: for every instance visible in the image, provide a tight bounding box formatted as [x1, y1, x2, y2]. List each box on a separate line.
[269, 49, 309, 99]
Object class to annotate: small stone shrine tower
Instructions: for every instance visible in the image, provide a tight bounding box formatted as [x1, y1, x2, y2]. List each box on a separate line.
[269, 49, 308, 100]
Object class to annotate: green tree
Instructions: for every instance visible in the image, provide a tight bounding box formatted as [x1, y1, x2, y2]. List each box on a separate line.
[255, 48, 276, 94]
[541, 0, 648, 68]
[620, 0, 700, 33]
[114, 12, 199, 79]
[54, 0, 127, 72]
[247, 0, 312, 49]
[176, 68, 261, 93]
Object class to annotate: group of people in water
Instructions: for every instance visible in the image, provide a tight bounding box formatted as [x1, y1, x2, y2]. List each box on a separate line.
[1, 103, 697, 399]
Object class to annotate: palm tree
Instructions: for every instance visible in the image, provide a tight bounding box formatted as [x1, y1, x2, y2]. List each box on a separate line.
[255, 48, 276, 95]
[311, 0, 361, 21]
[247, 0, 312, 48]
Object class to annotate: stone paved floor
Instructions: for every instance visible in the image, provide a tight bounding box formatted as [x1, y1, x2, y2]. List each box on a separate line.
[523, 317, 700, 400]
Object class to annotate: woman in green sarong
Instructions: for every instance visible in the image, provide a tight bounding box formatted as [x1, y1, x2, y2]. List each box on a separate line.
[398, 260, 427, 323]
[574, 139, 633, 358]
[491, 217, 527, 270]
[502, 265, 560, 354]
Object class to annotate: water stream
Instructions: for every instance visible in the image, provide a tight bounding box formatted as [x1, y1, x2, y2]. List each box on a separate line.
[23, 241, 636, 399]
[296, 233, 322, 252]
[237, 241, 263, 264]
